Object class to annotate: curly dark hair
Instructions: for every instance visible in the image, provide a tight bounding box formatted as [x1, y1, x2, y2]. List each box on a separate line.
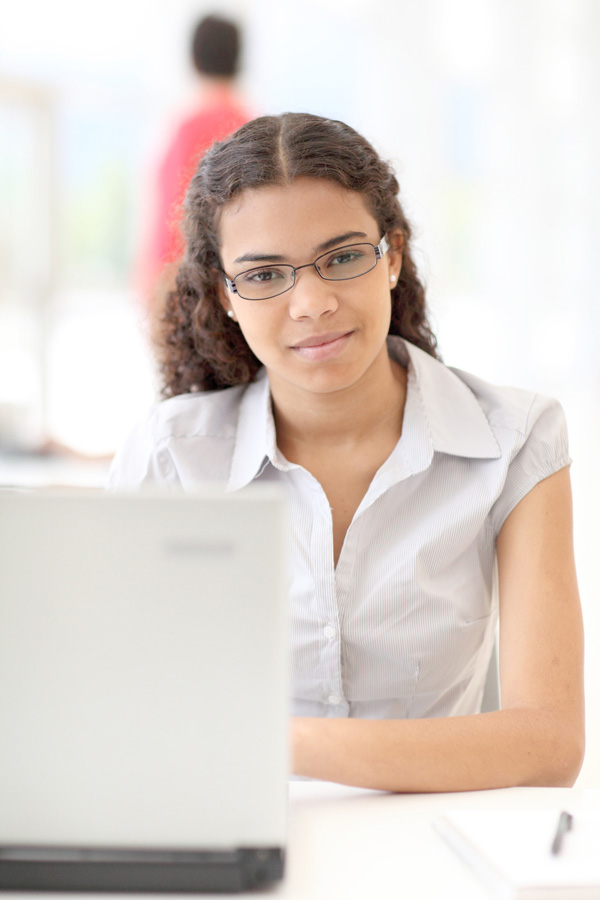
[156, 112, 439, 397]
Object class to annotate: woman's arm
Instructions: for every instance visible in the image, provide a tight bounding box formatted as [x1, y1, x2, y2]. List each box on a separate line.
[291, 467, 585, 791]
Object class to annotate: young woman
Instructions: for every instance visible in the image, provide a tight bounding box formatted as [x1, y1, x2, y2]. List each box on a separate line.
[109, 113, 585, 792]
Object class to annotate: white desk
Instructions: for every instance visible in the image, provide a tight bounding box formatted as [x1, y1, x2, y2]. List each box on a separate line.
[268, 782, 600, 899]
[6, 783, 600, 898]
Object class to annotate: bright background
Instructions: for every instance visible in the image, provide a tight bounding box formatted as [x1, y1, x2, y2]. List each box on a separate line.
[1, 0, 598, 785]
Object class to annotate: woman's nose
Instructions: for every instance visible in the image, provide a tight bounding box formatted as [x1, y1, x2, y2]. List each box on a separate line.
[287, 269, 339, 320]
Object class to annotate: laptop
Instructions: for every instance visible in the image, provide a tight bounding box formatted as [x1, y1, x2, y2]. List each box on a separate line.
[0, 487, 289, 892]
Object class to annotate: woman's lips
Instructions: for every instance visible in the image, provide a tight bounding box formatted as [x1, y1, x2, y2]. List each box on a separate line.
[290, 331, 353, 361]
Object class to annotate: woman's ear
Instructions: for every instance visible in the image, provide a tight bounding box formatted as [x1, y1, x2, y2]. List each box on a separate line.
[214, 270, 237, 320]
[387, 230, 404, 286]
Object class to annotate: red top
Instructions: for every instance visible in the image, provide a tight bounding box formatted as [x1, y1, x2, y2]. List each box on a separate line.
[141, 90, 251, 299]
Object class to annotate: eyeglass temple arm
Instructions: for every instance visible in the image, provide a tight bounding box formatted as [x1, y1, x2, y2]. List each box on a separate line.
[375, 235, 389, 260]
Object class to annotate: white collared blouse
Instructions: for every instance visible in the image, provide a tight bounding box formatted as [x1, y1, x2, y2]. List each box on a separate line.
[108, 337, 570, 719]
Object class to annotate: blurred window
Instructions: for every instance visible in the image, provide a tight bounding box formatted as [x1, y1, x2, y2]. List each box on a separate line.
[0, 78, 154, 456]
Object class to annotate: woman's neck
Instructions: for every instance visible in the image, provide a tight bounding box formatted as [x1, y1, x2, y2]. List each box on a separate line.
[271, 356, 407, 460]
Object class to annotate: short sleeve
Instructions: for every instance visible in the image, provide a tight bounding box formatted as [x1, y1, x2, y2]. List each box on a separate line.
[106, 407, 177, 490]
[489, 394, 571, 535]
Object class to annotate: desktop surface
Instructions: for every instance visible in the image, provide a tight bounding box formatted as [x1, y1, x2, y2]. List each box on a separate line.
[279, 783, 600, 900]
[5, 783, 597, 898]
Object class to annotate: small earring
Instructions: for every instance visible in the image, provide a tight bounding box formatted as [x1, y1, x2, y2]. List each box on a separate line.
[390, 276, 396, 284]
[227, 310, 236, 321]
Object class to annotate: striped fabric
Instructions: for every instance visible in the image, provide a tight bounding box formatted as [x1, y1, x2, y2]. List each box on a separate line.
[108, 337, 570, 720]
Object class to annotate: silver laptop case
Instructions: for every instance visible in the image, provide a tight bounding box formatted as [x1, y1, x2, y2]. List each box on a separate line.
[0, 488, 289, 892]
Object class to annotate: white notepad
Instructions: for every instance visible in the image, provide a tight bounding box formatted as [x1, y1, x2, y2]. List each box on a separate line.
[434, 808, 600, 900]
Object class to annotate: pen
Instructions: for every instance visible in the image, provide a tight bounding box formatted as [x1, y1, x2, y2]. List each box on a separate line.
[550, 810, 573, 855]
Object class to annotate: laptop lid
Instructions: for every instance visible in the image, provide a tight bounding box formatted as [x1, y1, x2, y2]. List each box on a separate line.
[0, 488, 289, 890]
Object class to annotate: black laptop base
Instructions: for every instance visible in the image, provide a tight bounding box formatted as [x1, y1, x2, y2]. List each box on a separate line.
[0, 846, 285, 893]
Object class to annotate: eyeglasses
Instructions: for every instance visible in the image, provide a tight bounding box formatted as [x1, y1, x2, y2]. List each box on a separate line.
[223, 236, 389, 301]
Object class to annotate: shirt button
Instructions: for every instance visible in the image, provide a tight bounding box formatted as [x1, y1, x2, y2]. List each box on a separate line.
[327, 694, 341, 706]
[323, 625, 335, 639]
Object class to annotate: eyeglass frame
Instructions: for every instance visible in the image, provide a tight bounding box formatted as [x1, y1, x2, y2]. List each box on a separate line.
[222, 235, 390, 301]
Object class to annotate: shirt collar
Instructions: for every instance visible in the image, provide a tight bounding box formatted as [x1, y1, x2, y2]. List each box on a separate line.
[227, 368, 292, 492]
[227, 337, 501, 491]
[389, 336, 501, 460]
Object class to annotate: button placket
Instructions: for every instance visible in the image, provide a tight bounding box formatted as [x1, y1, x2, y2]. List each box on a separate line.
[304, 476, 341, 707]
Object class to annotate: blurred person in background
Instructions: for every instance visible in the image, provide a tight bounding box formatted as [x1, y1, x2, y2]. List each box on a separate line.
[138, 13, 253, 330]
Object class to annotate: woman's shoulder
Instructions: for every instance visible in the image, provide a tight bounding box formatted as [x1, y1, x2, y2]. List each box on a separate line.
[149, 382, 249, 444]
[439, 362, 570, 533]
[107, 381, 252, 489]
[396, 337, 566, 448]
[448, 365, 566, 442]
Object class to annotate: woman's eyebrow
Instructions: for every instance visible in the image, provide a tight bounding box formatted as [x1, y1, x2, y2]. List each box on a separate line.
[233, 231, 369, 266]
[233, 251, 286, 264]
[315, 231, 368, 253]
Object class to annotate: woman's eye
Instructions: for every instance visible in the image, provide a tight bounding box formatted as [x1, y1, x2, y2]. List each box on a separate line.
[327, 249, 364, 267]
[242, 267, 284, 284]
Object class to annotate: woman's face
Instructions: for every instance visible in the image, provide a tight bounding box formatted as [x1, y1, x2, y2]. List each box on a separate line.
[217, 177, 402, 401]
